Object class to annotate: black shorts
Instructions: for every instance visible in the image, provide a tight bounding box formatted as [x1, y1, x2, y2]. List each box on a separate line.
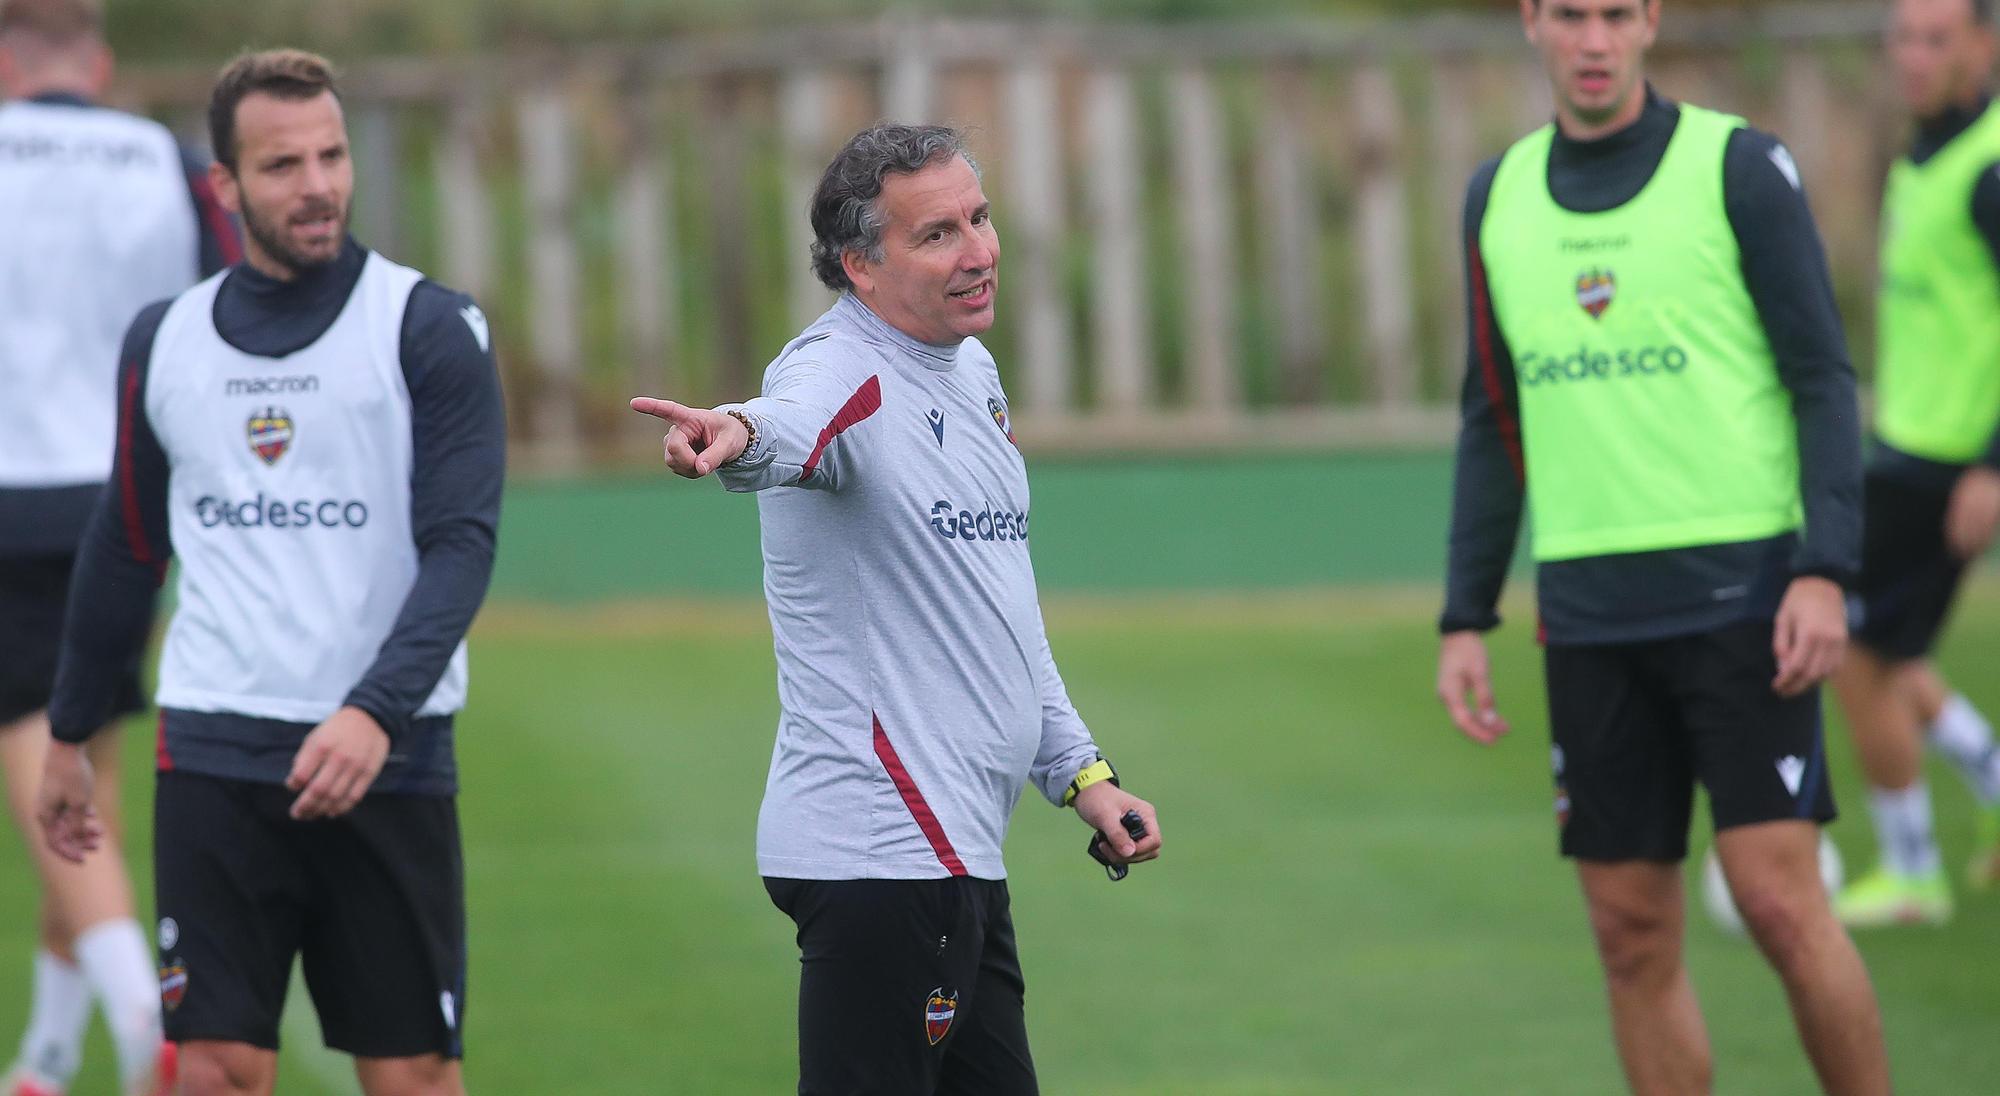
[1544, 619, 1837, 862]
[1850, 466, 1967, 661]
[154, 771, 466, 1058]
[0, 553, 146, 726]
[765, 876, 1037, 1096]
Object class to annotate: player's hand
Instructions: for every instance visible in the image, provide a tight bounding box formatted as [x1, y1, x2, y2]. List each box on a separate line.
[1772, 575, 1846, 698]
[286, 706, 390, 821]
[629, 397, 750, 478]
[38, 741, 104, 864]
[1073, 782, 1161, 866]
[1438, 630, 1509, 745]
[1945, 465, 2000, 562]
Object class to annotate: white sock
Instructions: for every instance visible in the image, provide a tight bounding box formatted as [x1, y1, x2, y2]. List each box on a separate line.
[74, 919, 161, 1087]
[1869, 782, 1942, 877]
[12, 950, 91, 1085]
[1928, 693, 2000, 804]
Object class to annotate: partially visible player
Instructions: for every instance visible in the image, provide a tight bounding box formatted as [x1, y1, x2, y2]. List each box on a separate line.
[1832, 0, 2000, 929]
[36, 49, 503, 1096]
[0, 1, 236, 1092]
[1438, 1, 1889, 1092]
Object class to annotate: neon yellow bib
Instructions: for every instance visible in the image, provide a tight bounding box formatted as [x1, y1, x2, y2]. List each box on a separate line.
[1875, 102, 2000, 463]
[1481, 105, 1801, 562]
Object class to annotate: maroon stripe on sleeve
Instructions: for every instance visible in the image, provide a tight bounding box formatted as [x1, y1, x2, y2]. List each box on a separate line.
[155, 712, 174, 773]
[116, 364, 164, 582]
[799, 375, 882, 483]
[1468, 241, 1524, 483]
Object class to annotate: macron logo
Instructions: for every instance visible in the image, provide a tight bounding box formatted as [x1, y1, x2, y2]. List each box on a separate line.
[926, 408, 945, 446]
[1768, 144, 1802, 193]
[459, 304, 490, 353]
[1777, 755, 1807, 797]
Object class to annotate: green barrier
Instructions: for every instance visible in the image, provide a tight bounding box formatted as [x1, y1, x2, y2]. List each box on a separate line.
[491, 450, 1462, 602]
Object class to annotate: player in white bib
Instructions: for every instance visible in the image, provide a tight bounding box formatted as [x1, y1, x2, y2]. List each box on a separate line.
[36, 50, 503, 1096]
[0, 2, 236, 1093]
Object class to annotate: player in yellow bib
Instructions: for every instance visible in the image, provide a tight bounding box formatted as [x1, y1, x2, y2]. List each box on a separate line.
[1830, 0, 2000, 930]
[1436, 2, 1891, 1093]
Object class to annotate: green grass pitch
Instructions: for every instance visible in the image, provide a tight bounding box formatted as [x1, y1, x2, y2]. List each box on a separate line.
[5, 581, 2000, 1093]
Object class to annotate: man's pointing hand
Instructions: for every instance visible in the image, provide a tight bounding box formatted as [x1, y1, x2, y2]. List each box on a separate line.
[631, 397, 750, 478]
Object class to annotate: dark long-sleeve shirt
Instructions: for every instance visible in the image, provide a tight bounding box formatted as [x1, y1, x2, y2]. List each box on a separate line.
[49, 239, 504, 794]
[1442, 89, 1863, 645]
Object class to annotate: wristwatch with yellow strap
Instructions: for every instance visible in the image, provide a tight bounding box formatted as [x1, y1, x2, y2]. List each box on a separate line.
[1063, 758, 1118, 807]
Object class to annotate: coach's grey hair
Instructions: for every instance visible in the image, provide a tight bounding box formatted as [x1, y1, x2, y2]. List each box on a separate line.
[809, 123, 978, 292]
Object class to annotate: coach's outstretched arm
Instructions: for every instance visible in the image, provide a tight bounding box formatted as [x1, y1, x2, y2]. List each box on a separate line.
[40, 304, 176, 863]
[288, 285, 508, 822]
[632, 353, 880, 492]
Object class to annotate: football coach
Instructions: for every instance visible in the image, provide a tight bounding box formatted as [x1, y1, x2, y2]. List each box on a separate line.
[630, 123, 1162, 1095]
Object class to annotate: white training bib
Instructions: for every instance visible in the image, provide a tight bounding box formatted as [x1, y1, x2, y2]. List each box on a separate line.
[0, 101, 199, 487]
[147, 253, 469, 723]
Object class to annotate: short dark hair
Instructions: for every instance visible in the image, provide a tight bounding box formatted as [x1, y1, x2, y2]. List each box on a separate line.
[808, 123, 975, 292]
[1978, 0, 1995, 26]
[1529, 0, 1660, 9]
[207, 48, 341, 171]
[0, 0, 100, 43]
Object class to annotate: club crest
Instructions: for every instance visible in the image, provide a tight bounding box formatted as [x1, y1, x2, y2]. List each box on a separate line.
[924, 986, 958, 1046]
[1576, 268, 1615, 320]
[247, 407, 294, 465]
[987, 398, 1016, 445]
[160, 961, 188, 1011]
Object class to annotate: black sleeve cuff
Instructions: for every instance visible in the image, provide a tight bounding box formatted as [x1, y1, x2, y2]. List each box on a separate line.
[1438, 611, 1501, 635]
[49, 719, 95, 746]
[340, 690, 406, 744]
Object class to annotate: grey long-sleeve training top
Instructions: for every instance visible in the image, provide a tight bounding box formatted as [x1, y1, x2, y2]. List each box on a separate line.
[718, 293, 1101, 881]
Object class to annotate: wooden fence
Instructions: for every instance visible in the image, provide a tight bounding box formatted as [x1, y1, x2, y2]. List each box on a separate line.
[111, 4, 1900, 467]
